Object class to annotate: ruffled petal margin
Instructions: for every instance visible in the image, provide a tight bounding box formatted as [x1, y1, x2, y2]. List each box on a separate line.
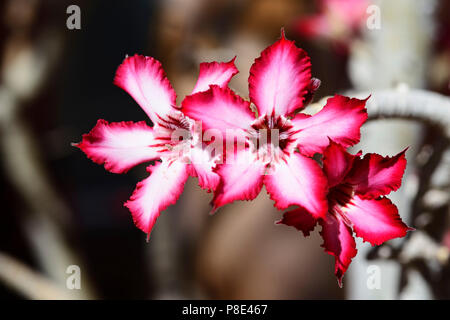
[125, 160, 188, 237]
[346, 150, 408, 198]
[292, 95, 368, 157]
[320, 213, 357, 286]
[74, 120, 160, 174]
[264, 152, 328, 218]
[191, 58, 239, 94]
[249, 31, 311, 116]
[342, 195, 412, 246]
[114, 54, 177, 124]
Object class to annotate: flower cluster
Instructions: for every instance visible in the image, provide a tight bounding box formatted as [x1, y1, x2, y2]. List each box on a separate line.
[74, 31, 411, 285]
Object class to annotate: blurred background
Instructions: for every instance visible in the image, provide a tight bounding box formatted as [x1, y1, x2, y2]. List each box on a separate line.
[0, 0, 449, 299]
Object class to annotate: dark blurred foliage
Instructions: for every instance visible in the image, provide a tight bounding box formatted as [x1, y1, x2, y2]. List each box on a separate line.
[0, 0, 159, 299]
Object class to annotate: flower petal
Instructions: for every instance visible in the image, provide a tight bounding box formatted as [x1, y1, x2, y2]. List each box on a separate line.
[186, 146, 220, 192]
[292, 95, 368, 157]
[248, 31, 311, 116]
[191, 58, 239, 94]
[264, 152, 328, 218]
[74, 120, 160, 173]
[323, 141, 357, 187]
[212, 150, 266, 212]
[346, 150, 407, 198]
[114, 54, 177, 124]
[320, 213, 357, 286]
[342, 195, 411, 246]
[181, 85, 254, 136]
[277, 207, 317, 237]
[124, 160, 188, 236]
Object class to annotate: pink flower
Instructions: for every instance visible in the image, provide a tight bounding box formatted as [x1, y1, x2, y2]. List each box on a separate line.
[74, 54, 238, 237]
[295, 0, 370, 45]
[279, 141, 413, 285]
[182, 32, 368, 217]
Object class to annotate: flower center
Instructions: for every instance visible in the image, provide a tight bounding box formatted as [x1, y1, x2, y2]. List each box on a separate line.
[328, 183, 355, 226]
[247, 114, 295, 163]
[154, 111, 197, 161]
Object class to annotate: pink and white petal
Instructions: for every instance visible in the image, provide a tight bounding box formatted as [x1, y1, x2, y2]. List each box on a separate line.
[114, 54, 177, 124]
[212, 150, 266, 212]
[186, 146, 220, 192]
[191, 58, 239, 94]
[323, 141, 357, 187]
[292, 95, 368, 157]
[342, 195, 411, 246]
[320, 213, 357, 286]
[264, 152, 328, 218]
[249, 31, 311, 116]
[181, 85, 254, 136]
[346, 150, 407, 198]
[277, 207, 317, 237]
[125, 160, 188, 236]
[74, 120, 160, 174]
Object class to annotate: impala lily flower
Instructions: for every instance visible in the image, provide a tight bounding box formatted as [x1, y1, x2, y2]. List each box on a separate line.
[279, 141, 413, 285]
[74, 54, 238, 237]
[182, 31, 368, 217]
